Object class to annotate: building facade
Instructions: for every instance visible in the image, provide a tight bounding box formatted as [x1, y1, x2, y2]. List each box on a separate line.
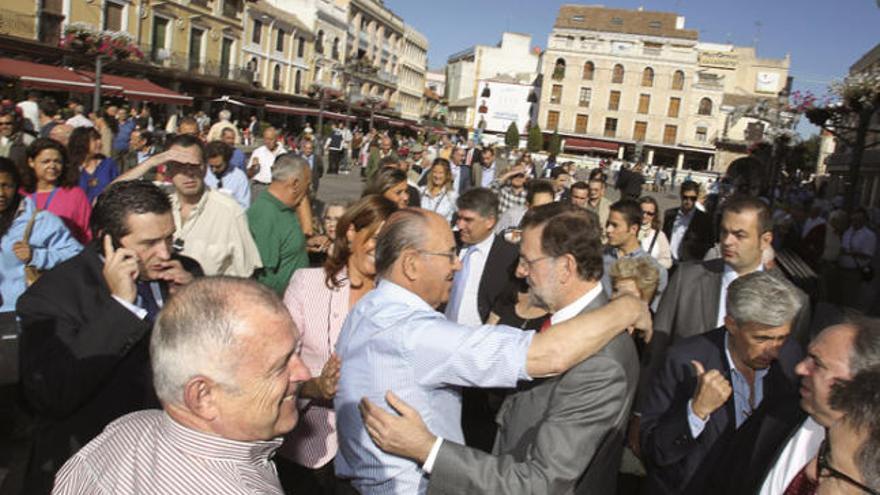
[396, 24, 428, 121]
[446, 32, 541, 131]
[243, 0, 314, 95]
[538, 5, 789, 171]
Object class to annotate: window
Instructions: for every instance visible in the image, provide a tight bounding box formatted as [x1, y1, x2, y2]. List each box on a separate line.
[672, 70, 685, 90]
[316, 30, 324, 54]
[553, 58, 566, 80]
[546, 110, 560, 131]
[252, 19, 262, 44]
[550, 84, 563, 104]
[638, 94, 650, 114]
[150, 16, 169, 62]
[578, 87, 591, 107]
[696, 126, 708, 142]
[633, 121, 647, 142]
[582, 61, 594, 80]
[604, 117, 618, 138]
[648, 20, 662, 29]
[103, 1, 123, 31]
[332, 38, 340, 59]
[572, 15, 584, 22]
[642, 67, 654, 87]
[612, 64, 624, 84]
[276, 29, 285, 52]
[663, 125, 677, 145]
[220, 38, 233, 78]
[699, 97, 713, 116]
[575, 114, 589, 134]
[222, 0, 242, 18]
[608, 90, 621, 111]
[189, 27, 204, 72]
[297, 36, 305, 58]
[668, 97, 681, 118]
[294, 70, 302, 94]
[272, 64, 282, 91]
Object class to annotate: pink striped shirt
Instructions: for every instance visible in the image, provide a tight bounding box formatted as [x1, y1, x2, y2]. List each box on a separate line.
[52, 410, 284, 494]
[280, 267, 350, 468]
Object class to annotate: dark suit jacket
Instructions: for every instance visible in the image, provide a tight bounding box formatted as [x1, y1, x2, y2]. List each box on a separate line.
[17, 245, 201, 494]
[639, 258, 811, 411]
[476, 235, 520, 322]
[700, 399, 807, 495]
[662, 208, 715, 262]
[430, 290, 640, 495]
[407, 184, 421, 208]
[639, 327, 802, 495]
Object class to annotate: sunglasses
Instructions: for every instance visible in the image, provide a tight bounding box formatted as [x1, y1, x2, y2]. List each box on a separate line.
[681, 194, 698, 202]
[641, 210, 656, 216]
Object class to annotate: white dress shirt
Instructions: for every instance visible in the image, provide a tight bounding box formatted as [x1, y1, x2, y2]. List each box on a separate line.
[758, 417, 825, 495]
[669, 208, 695, 261]
[550, 282, 604, 325]
[250, 144, 286, 184]
[839, 225, 877, 269]
[446, 234, 496, 326]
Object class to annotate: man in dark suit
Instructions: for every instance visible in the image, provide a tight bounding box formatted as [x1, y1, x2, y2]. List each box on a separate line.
[17, 180, 202, 494]
[640, 271, 804, 495]
[663, 180, 714, 263]
[359, 203, 641, 494]
[298, 139, 323, 194]
[699, 318, 880, 495]
[445, 188, 519, 451]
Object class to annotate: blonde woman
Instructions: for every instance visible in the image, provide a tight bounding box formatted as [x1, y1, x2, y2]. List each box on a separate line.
[419, 158, 457, 222]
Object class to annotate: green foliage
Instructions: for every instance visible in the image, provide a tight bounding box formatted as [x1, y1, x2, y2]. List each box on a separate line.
[548, 131, 561, 155]
[505, 122, 520, 148]
[786, 134, 822, 174]
[527, 124, 543, 153]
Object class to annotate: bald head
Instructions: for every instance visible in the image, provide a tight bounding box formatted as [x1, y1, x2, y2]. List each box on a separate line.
[49, 123, 74, 147]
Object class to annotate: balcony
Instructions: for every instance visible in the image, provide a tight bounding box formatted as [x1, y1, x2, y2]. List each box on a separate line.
[141, 44, 256, 84]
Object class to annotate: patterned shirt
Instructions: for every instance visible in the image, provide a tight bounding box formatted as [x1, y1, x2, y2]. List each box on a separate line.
[53, 410, 284, 494]
[334, 280, 534, 494]
[489, 180, 527, 214]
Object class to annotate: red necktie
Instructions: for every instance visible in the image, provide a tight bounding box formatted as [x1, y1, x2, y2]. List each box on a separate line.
[783, 463, 818, 495]
[539, 317, 553, 333]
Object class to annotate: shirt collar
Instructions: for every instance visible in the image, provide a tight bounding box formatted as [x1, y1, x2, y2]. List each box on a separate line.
[468, 233, 496, 254]
[172, 189, 209, 216]
[550, 283, 604, 325]
[162, 412, 282, 463]
[375, 279, 436, 314]
[677, 208, 695, 221]
[723, 262, 764, 282]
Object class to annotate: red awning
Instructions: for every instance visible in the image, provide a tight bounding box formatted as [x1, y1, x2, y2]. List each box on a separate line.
[266, 104, 319, 116]
[564, 137, 619, 154]
[0, 57, 113, 94]
[99, 74, 192, 105]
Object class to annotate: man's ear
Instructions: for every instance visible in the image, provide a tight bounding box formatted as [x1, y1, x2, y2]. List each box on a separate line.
[401, 248, 419, 282]
[182, 375, 221, 422]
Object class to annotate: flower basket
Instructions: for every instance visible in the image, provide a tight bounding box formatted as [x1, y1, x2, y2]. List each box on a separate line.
[59, 23, 143, 61]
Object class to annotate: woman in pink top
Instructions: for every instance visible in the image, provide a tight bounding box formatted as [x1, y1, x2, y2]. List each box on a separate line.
[22, 138, 92, 244]
[279, 194, 397, 494]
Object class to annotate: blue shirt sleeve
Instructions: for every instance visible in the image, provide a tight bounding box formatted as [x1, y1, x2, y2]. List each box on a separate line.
[686, 399, 708, 438]
[406, 318, 534, 389]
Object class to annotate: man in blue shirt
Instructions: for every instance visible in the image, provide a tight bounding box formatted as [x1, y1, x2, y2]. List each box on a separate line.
[221, 128, 247, 171]
[112, 108, 136, 158]
[203, 140, 250, 208]
[334, 208, 650, 494]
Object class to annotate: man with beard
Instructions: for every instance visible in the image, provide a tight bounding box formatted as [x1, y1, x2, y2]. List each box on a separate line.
[356, 204, 643, 495]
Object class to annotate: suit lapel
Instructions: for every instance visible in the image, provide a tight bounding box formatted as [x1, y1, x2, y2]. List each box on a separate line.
[701, 260, 724, 330]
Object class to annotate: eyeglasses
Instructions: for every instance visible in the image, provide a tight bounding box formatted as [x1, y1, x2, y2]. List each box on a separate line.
[641, 210, 656, 217]
[518, 254, 554, 270]
[417, 249, 458, 264]
[817, 439, 880, 495]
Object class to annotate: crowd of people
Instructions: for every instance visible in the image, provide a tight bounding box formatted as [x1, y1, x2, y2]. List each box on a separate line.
[0, 92, 878, 495]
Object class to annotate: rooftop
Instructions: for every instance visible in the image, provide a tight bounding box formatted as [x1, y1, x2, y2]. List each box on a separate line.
[554, 5, 699, 41]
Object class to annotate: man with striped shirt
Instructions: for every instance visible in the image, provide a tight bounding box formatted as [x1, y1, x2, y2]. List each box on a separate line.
[52, 278, 311, 494]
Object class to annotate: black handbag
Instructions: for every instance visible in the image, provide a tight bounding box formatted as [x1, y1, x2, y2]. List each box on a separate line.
[0, 312, 19, 385]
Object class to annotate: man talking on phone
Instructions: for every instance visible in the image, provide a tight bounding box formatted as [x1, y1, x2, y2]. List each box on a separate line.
[16, 180, 203, 494]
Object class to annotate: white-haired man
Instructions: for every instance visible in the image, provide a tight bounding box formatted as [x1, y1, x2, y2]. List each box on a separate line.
[53, 277, 312, 494]
[206, 109, 240, 144]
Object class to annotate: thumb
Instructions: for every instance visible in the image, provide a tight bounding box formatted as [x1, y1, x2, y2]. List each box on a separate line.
[385, 391, 416, 418]
[691, 360, 706, 377]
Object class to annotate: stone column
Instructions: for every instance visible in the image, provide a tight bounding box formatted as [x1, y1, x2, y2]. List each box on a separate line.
[676, 152, 685, 170]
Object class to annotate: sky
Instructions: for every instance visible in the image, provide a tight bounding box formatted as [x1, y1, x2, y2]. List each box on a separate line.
[384, 0, 880, 137]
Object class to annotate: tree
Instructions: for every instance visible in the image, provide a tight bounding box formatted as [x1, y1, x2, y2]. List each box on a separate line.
[548, 131, 562, 155]
[505, 122, 520, 149]
[527, 124, 543, 153]
[785, 134, 822, 175]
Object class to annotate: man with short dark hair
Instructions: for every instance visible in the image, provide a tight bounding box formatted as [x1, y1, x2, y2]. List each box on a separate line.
[220, 127, 247, 171]
[297, 139, 323, 194]
[17, 181, 202, 493]
[585, 177, 611, 231]
[356, 204, 644, 494]
[602, 199, 668, 302]
[663, 180, 714, 263]
[550, 166, 571, 202]
[479, 147, 498, 188]
[37, 97, 60, 138]
[204, 140, 251, 208]
[570, 180, 589, 209]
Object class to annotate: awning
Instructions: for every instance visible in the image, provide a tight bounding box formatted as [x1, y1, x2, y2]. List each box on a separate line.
[265, 104, 355, 121]
[564, 137, 619, 154]
[97, 74, 192, 105]
[0, 57, 112, 94]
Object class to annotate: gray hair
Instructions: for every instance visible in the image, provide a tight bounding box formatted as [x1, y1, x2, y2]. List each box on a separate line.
[847, 316, 880, 375]
[374, 209, 430, 277]
[271, 153, 308, 182]
[150, 277, 291, 405]
[726, 271, 801, 327]
[218, 109, 231, 121]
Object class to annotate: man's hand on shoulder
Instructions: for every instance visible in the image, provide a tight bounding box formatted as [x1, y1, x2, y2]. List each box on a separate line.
[360, 391, 436, 464]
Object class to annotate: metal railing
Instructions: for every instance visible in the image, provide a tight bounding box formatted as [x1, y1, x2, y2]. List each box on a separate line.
[139, 44, 255, 83]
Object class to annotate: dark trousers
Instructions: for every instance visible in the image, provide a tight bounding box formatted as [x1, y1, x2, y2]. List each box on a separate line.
[276, 456, 358, 495]
[328, 150, 343, 174]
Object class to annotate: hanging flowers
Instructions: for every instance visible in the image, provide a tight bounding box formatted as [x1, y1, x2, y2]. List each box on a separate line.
[59, 23, 144, 61]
